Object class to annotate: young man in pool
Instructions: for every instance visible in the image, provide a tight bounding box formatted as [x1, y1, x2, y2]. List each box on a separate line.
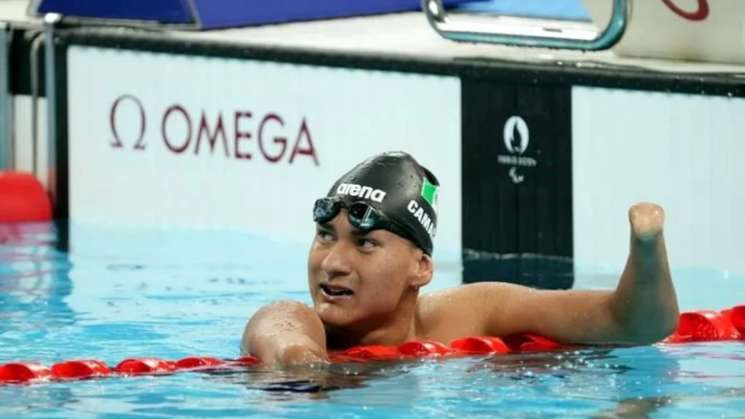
[241, 151, 679, 366]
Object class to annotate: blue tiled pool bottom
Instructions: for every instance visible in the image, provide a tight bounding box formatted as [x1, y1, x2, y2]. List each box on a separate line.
[1, 223, 744, 418]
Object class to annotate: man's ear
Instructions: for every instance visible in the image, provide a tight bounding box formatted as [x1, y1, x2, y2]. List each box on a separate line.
[410, 252, 433, 289]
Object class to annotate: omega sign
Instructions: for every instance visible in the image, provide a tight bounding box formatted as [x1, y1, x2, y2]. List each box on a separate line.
[108, 94, 320, 165]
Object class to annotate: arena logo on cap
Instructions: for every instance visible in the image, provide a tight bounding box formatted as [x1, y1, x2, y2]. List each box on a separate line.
[336, 183, 387, 203]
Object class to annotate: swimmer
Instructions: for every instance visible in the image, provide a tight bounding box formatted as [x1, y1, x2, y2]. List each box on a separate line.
[241, 151, 679, 366]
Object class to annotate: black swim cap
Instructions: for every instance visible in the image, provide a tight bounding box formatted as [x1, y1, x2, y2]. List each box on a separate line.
[326, 151, 439, 254]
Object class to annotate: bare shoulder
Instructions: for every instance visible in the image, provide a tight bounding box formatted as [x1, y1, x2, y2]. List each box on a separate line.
[251, 300, 315, 319]
[416, 282, 523, 340]
[247, 300, 322, 333]
[419, 282, 522, 306]
[242, 300, 323, 350]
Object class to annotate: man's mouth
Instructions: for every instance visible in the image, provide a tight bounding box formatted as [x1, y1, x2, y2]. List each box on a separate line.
[320, 284, 354, 298]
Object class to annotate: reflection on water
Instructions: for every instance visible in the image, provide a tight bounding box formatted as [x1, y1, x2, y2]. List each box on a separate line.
[207, 361, 412, 401]
[0, 223, 75, 343]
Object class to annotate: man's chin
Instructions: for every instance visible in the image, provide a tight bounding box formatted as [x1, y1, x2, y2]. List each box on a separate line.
[315, 303, 356, 328]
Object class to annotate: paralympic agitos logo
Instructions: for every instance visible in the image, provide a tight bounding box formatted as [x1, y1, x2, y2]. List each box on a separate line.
[108, 94, 320, 165]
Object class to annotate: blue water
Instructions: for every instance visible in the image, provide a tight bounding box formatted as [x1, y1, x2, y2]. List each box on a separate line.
[1, 222, 744, 418]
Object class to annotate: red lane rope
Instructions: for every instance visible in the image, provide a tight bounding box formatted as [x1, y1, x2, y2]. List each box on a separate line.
[2, 306, 743, 385]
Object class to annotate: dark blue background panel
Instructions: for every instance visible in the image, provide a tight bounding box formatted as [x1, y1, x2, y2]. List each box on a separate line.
[35, 0, 474, 28]
[196, 0, 472, 28]
[37, 0, 193, 24]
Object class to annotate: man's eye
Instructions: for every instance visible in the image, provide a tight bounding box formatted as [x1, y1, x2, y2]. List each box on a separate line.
[357, 238, 377, 249]
[317, 230, 334, 242]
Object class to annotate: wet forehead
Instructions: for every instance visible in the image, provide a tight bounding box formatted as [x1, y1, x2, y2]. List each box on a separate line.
[318, 211, 401, 241]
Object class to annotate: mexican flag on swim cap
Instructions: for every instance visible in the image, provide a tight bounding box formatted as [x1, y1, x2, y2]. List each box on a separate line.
[328, 151, 439, 255]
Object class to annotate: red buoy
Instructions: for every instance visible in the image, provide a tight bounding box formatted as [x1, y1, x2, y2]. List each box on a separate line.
[51, 360, 111, 380]
[720, 305, 745, 338]
[450, 336, 510, 354]
[665, 310, 741, 343]
[0, 362, 51, 382]
[114, 358, 176, 375]
[231, 355, 260, 366]
[398, 340, 452, 357]
[502, 334, 562, 352]
[174, 357, 226, 370]
[0, 172, 52, 222]
[330, 345, 401, 362]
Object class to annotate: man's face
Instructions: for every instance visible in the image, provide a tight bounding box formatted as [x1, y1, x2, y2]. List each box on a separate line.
[308, 210, 427, 330]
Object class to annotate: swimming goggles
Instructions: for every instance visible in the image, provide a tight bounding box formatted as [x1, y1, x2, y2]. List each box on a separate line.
[313, 197, 428, 254]
[313, 197, 390, 230]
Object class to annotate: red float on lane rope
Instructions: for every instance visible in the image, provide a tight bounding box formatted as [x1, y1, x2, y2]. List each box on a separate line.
[231, 355, 260, 366]
[51, 360, 111, 380]
[330, 345, 401, 362]
[720, 305, 745, 338]
[0, 362, 51, 382]
[665, 310, 741, 343]
[503, 334, 562, 352]
[175, 357, 226, 370]
[114, 358, 176, 375]
[398, 340, 452, 357]
[450, 336, 509, 354]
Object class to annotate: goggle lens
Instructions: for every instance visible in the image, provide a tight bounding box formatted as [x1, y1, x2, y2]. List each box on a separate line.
[313, 198, 340, 223]
[312, 198, 385, 231]
[348, 203, 380, 230]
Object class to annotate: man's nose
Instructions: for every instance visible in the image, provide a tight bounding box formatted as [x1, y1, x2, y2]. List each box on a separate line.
[320, 241, 353, 278]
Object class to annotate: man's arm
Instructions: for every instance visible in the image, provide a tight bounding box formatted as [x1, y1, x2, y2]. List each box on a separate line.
[431, 202, 678, 345]
[602, 202, 679, 342]
[241, 300, 328, 366]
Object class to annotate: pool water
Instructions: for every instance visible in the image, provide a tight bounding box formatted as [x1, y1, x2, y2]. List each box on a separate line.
[1, 222, 744, 418]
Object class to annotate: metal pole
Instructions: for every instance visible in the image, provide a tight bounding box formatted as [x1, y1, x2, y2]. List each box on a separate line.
[0, 22, 11, 170]
[422, 0, 630, 50]
[30, 31, 44, 178]
[44, 13, 61, 205]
